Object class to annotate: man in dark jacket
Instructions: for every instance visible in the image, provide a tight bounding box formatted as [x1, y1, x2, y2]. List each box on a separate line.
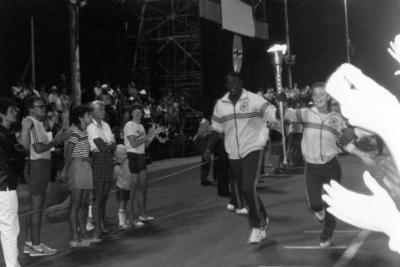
[0, 97, 25, 267]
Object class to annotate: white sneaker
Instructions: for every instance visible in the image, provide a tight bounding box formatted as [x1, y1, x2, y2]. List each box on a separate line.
[133, 220, 145, 228]
[320, 239, 331, 248]
[23, 241, 34, 254]
[40, 243, 57, 254]
[226, 203, 235, 211]
[139, 215, 154, 222]
[86, 220, 95, 231]
[235, 207, 249, 215]
[248, 228, 267, 244]
[315, 209, 325, 223]
[29, 243, 57, 257]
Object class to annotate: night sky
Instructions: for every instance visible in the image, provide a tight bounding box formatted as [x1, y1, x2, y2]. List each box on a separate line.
[1, 0, 400, 100]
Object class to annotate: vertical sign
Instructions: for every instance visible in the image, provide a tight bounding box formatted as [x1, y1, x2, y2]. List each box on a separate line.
[232, 34, 243, 73]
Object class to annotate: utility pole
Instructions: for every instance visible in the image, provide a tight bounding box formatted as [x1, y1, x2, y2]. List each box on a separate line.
[283, 0, 295, 88]
[69, 0, 83, 105]
[344, 0, 351, 63]
[30, 17, 36, 90]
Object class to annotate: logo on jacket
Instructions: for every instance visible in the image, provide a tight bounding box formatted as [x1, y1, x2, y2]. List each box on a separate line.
[239, 101, 249, 112]
[328, 117, 339, 127]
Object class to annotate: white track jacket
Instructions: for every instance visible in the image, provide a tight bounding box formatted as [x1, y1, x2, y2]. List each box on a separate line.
[211, 89, 277, 160]
[285, 107, 347, 164]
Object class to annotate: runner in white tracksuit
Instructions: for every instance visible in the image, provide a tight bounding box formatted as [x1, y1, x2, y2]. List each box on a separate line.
[204, 72, 277, 244]
[283, 81, 374, 247]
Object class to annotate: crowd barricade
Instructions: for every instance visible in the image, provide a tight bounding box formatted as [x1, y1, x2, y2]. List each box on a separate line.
[149, 137, 199, 160]
[168, 138, 193, 158]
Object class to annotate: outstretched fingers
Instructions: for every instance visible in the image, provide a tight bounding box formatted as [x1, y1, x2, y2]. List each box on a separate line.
[322, 183, 361, 212]
[324, 179, 364, 201]
[326, 66, 356, 104]
[325, 205, 361, 228]
[363, 171, 388, 196]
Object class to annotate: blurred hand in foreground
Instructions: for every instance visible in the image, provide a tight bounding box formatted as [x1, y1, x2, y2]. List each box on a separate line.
[322, 171, 400, 253]
[325, 63, 400, 137]
[388, 34, 400, 75]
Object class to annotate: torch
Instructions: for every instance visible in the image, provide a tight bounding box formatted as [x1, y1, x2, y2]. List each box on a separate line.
[267, 44, 288, 167]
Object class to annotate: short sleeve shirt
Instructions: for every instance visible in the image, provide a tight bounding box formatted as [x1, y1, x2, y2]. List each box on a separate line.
[87, 120, 113, 151]
[124, 121, 146, 154]
[29, 116, 51, 160]
[68, 125, 90, 158]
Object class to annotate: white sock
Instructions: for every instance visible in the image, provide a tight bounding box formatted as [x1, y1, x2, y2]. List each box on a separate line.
[88, 205, 93, 218]
[315, 209, 326, 220]
[118, 209, 127, 224]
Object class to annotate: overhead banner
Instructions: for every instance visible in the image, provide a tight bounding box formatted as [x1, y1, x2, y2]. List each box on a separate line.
[199, 0, 221, 24]
[221, 0, 255, 38]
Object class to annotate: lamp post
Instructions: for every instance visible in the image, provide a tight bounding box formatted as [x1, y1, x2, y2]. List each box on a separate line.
[267, 44, 288, 166]
[344, 0, 351, 63]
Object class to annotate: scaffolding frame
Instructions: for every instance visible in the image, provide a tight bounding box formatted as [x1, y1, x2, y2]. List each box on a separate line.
[132, 0, 202, 97]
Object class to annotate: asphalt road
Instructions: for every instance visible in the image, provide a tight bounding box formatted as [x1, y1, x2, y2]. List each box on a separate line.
[12, 155, 400, 267]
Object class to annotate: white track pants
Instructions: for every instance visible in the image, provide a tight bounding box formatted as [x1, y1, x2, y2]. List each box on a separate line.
[0, 190, 20, 267]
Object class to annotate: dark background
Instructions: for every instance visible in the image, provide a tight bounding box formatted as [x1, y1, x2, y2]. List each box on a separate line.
[1, 0, 400, 106]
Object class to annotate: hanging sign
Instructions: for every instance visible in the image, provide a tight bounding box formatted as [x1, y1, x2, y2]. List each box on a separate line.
[232, 34, 243, 73]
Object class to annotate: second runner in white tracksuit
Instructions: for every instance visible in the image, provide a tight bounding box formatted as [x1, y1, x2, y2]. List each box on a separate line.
[205, 72, 277, 244]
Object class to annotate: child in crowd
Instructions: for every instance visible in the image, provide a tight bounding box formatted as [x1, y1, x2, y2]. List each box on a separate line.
[114, 145, 142, 229]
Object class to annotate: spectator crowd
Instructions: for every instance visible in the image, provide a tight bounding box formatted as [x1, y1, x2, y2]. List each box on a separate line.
[0, 72, 387, 266]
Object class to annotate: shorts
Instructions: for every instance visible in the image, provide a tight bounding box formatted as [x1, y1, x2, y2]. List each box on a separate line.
[24, 159, 51, 196]
[67, 158, 93, 190]
[127, 153, 147, 174]
[116, 188, 131, 201]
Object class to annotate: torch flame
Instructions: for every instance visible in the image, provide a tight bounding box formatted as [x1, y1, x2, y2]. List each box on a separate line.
[267, 44, 287, 55]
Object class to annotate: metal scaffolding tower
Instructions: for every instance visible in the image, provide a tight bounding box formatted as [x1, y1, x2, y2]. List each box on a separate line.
[132, 0, 202, 97]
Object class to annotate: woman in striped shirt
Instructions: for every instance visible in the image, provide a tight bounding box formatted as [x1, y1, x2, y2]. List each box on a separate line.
[65, 106, 101, 247]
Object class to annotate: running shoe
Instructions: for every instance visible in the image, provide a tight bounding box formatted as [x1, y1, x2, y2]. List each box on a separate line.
[23, 241, 34, 254]
[226, 203, 235, 211]
[320, 238, 331, 248]
[139, 215, 154, 222]
[133, 220, 145, 228]
[29, 243, 57, 257]
[40, 243, 57, 254]
[235, 207, 249, 215]
[248, 228, 267, 244]
[119, 222, 132, 230]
